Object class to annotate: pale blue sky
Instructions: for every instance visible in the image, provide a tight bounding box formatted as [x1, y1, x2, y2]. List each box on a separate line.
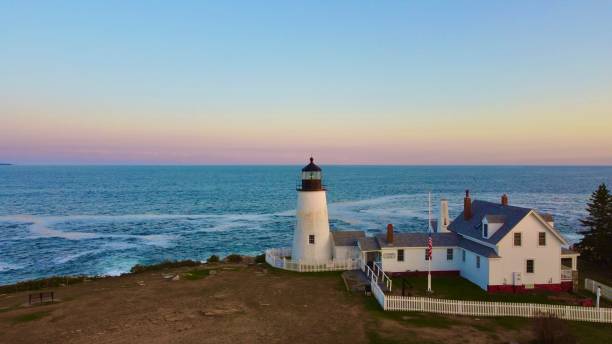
[1, 1, 611, 164]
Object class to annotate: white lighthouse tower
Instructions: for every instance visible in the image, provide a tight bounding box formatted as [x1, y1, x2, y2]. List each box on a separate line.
[291, 157, 332, 264]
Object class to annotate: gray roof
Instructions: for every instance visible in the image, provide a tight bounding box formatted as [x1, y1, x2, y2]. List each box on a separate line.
[561, 247, 579, 255]
[429, 219, 438, 231]
[458, 237, 500, 258]
[356, 231, 501, 258]
[448, 200, 532, 244]
[375, 232, 460, 248]
[331, 230, 366, 246]
[358, 237, 380, 251]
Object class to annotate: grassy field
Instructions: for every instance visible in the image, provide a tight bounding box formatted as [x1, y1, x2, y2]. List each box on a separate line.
[360, 288, 612, 344]
[391, 276, 566, 304]
[10, 311, 51, 324]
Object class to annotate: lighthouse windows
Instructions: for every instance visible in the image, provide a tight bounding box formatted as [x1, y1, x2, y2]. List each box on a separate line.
[302, 171, 321, 180]
[308, 235, 315, 244]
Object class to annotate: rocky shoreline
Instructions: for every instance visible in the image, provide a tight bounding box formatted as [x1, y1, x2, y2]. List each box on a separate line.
[0, 254, 263, 294]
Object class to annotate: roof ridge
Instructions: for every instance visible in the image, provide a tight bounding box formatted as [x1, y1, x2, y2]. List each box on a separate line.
[472, 199, 532, 212]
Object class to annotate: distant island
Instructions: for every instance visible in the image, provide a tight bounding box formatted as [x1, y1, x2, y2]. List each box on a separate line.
[0, 163, 12, 165]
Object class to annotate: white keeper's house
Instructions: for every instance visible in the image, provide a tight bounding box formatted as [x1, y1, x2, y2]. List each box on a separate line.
[266, 158, 580, 293]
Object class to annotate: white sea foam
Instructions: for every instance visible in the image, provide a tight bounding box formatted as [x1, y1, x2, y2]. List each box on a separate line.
[0, 262, 23, 272]
[0, 191, 587, 248]
[54, 250, 102, 264]
[102, 260, 140, 277]
[0, 215, 178, 247]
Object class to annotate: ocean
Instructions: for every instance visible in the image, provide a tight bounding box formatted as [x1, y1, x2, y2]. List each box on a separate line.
[1, 165, 610, 285]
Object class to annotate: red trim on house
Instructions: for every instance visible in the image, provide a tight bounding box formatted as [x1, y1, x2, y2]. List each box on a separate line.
[560, 281, 573, 292]
[389, 270, 460, 277]
[488, 282, 573, 293]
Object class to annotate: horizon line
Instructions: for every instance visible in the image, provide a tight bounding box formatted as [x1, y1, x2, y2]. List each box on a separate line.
[3, 163, 612, 167]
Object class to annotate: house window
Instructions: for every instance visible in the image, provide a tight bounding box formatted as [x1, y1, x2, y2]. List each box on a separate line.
[476, 256, 480, 269]
[538, 232, 546, 246]
[462, 249, 466, 262]
[397, 249, 404, 262]
[447, 248, 453, 260]
[514, 233, 522, 246]
[483, 223, 488, 238]
[526, 259, 535, 273]
[561, 258, 573, 269]
[308, 235, 315, 244]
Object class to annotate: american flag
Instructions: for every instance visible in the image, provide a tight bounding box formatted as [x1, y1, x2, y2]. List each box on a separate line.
[426, 234, 433, 260]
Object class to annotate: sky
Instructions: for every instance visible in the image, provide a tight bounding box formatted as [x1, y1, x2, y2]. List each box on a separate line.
[1, 1, 611, 165]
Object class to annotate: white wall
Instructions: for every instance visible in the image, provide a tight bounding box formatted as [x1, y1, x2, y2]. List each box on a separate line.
[458, 248, 490, 290]
[333, 245, 360, 260]
[380, 247, 459, 273]
[291, 190, 332, 263]
[494, 213, 563, 286]
[485, 221, 503, 238]
[437, 199, 450, 233]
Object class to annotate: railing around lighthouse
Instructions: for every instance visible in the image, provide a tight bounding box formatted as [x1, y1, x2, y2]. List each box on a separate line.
[265, 248, 360, 272]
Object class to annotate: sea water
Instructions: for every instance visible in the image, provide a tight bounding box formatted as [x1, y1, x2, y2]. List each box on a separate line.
[1, 165, 610, 285]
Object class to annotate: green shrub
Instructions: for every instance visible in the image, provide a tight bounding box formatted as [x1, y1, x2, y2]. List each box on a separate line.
[532, 314, 576, 344]
[129, 260, 200, 274]
[206, 255, 220, 263]
[226, 254, 243, 263]
[254, 254, 266, 263]
[183, 269, 210, 280]
[11, 311, 51, 323]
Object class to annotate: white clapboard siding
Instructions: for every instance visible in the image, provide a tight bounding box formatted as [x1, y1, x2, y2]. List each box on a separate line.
[585, 278, 612, 301]
[265, 247, 360, 272]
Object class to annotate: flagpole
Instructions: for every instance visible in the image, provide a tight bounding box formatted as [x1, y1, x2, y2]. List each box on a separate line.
[427, 192, 433, 293]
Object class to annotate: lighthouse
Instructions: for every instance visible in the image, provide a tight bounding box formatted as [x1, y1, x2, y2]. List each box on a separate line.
[291, 157, 332, 264]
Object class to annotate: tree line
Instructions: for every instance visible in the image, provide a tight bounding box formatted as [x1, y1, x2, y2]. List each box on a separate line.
[578, 183, 612, 265]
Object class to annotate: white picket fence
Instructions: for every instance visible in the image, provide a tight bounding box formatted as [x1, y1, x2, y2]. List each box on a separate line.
[265, 247, 360, 272]
[585, 278, 612, 301]
[383, 296, 612, 323]
[361, 262, 612, 323]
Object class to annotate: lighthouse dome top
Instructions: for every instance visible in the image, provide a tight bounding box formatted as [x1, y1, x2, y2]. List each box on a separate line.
[299, 157, 324, 191]
[302, 157, 322, 172]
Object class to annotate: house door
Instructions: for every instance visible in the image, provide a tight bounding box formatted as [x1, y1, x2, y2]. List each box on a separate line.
[366, 252, 379, 266]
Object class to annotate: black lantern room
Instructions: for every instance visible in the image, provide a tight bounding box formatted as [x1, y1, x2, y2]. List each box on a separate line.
[299, 157, 324, 191]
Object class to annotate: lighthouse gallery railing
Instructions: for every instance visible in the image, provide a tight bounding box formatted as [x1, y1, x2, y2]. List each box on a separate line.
[265, 247, 361, 272]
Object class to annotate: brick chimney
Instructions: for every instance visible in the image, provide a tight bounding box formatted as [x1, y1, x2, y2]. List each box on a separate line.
[501, 194, 508, 206]
[386, 223, 394, 244]
[463, 190, 472, 220]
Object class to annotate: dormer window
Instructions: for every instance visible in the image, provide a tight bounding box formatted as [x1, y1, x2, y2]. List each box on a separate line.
[483, 215, 505, 238]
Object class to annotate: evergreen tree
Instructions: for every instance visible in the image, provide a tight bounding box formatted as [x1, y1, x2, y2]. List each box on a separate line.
[578, 183, 612, 264]
[605, 192, 612, 265]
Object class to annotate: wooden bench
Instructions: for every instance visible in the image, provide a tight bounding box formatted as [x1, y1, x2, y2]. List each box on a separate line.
[28, 291, 54, 305]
